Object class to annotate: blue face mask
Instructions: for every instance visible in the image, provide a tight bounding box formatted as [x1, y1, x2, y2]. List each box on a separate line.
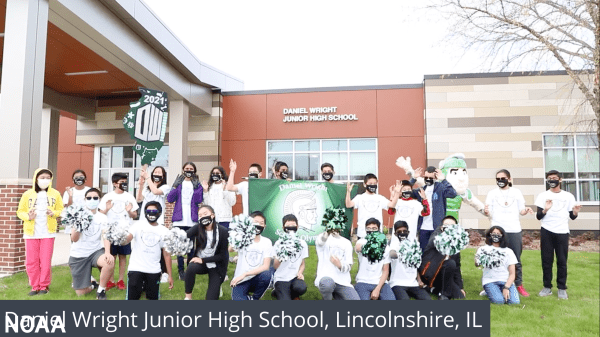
[86, 199, 99, 210]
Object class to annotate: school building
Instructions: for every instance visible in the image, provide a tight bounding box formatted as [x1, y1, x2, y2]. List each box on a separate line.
[0, 1, 597, 275]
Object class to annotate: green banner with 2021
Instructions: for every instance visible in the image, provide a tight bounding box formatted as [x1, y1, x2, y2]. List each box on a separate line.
[248, 180, 358, 245]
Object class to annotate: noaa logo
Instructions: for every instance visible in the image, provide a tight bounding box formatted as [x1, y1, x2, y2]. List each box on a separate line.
[5, 312, 66, 333]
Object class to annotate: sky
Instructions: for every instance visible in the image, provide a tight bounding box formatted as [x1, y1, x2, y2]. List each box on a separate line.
[143, 0, 487, 91]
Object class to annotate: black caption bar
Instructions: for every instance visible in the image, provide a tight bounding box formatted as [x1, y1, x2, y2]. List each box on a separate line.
[1, 301, 489, 337]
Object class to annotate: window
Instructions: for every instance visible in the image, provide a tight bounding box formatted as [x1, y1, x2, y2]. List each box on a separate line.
[543, 134, 599, 203]
[267, 139, 377, 182]
[96, 145, 169, 195]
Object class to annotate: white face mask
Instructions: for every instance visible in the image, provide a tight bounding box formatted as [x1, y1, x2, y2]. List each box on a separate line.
[86, 199, 100, 210]
[37, 178, 51, 190]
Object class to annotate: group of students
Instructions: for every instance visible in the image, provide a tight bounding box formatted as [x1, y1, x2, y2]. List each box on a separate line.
[17, 158, 581, 302]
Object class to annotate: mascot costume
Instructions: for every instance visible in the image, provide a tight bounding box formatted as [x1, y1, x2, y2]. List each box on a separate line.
[396, 154, 488, 222]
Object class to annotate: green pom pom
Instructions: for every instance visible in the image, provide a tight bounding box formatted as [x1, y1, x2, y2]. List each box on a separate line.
[362, 232, 387, 263]
[433, 224, 469, 256]
[321, 207, 348, 232]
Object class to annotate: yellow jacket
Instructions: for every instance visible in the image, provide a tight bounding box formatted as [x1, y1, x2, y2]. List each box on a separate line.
[16, 168, 64, 236]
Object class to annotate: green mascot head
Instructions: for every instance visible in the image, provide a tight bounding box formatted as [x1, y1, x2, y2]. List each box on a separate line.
[439, 153, 469, 195]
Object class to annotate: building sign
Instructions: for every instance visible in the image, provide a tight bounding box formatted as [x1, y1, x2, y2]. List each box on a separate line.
[282, 106, 358, 123]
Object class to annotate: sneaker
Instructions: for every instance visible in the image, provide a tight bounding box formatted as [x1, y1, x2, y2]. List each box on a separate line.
[160, 273, 169, 283]
[91, 281, 99, 290]
[27, 290, 39, 296]
[219, 286, 223, 298]
[38, 288, 49, 295]
[517, 285, 530, 297]
[179, 270, 185, 281]
[538, 287, 552, 297]
[96, 290, 107, 300]
[479, 290, 487, 297]
[558, 289, 568, 300]
[117, 280, 126, 290]
[106, 281, 117, 290]
[439, 294, 449, 300]
[184, 297, 191, 300]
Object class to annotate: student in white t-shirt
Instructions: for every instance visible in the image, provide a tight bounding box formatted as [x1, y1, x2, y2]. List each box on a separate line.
[388, 221, 430, 300]
[475, 226, 520, 305]
[98, 172, 139, 290]
[345, 173, 401, 239]
[62, 170, 91, 232]
[68, 188, 114, 300]
[136, 166, 170, 225]
[484, 169, 534, 297]
[535, 170, 581, 300]
[315, 225, 359, 300]
[202, 166, 236, 228]
[230, 211, 273, 300]
[121, 202, 173, 300]
[226, 160, 263, 216]
[389, 180, 430, 243]
[354, 218, 395, 300]
[272, 214, 309, 300]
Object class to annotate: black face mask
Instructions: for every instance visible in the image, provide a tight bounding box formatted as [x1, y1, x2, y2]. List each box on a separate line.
[211, 174, 222, 182]
[490, 234, 502, 243]
[280, 171, 289, 180]
[254, 225, 265, 235]
[199, 215, 213, 226]
[401, 191, 412, 199]
[248, 173, 259, 179]
[548, 179, 560, 188]
[424, 178, 434, 186]
[183, 171, 194, 178]
[284, 226, 298, 233]
[497, 178, 509, 188]
[119, 182, 128, 191]
[73, 177, 85, 186]
[152, 175, 162, 183]
[322, 172, 334, 181]
[366, 184, 377, 193]
[366, 229, 378, 236]
[145, 211, 160, 223]
[396, 232, 409, 241]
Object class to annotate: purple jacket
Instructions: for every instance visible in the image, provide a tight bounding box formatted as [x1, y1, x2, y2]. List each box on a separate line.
[167, 183, 204, 223]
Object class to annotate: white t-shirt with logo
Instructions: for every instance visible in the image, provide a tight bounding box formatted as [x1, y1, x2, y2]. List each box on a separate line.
[420, 186, 435, 231]
[352, 193, 390, 238]
[173, 181, 194, 228]
[70, 212, 107, 258]
[388, 239, 419, 287]
[393, 198, 422, 241]
[485, 187, 526, 233]
[61, 187, 91, 214]
[127, 221, 170, 274]
[535, 190, 576, 234]
[235, 181, 249, 216]
[355, 238, 391, 285]
[477, 246, 518, 286]
[272, 239, 309, 283]
[98, 191, 139, 225]
[141, 185, 171, 225]
[25, 191, 56, 239]
[314, 233, 354, 287]
[234, 236, 273, 283]
[197, 229, 218, 269]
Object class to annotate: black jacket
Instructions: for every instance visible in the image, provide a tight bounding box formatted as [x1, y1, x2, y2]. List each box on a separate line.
[418, 226, 464, 289]
[186, 224, 229, 278]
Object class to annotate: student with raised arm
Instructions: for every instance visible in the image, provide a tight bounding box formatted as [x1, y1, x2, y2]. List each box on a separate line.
[535, 170, 581, 300]
[226, 159, 263, 216]
[321, 163, 338, 184]
[121, 202, 174, 300]
[68, 188, 114, 300]
[98, 172, 138, 290]
[484, 169, 534, 297]
[272, 161, 291, 180]
[354, 218, 395, 300]
[272, 214, 309, 300]
[201, 166, 236, 229]
[230, 211, 273, 300]
[136, 166, 170, 225]
[389, 180, 430, 243]
[345, 174, 401, 239]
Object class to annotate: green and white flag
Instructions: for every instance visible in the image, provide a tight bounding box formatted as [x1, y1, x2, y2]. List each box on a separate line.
[123, 88, 169, 166]
[248, 180, 358, 245]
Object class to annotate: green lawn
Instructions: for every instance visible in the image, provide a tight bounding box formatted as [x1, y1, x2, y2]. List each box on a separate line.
[1, 248, 598, 336]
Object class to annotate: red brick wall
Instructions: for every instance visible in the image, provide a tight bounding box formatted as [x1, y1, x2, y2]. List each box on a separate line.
[0, 184, 29, 274]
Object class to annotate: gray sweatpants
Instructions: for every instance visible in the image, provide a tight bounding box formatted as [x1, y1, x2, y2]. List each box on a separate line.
[505, 232, 523, 286]
[318, 277, 360, 300]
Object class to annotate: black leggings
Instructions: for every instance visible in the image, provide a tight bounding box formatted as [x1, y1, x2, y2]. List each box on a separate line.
[273, 278, 307, 300]
[127, 271, 161, 300]
[184, 262, 224, 300]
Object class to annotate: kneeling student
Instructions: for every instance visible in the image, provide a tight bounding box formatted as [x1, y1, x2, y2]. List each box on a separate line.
[68, 188, 114, 300]
[388, 221, 431, 300]
[230, 211, 273, 300]
[354, 218, 395, 300]
[272, 214, 309, 300]
[315, 225, 359, 300]
[122, 202, 174, 300]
